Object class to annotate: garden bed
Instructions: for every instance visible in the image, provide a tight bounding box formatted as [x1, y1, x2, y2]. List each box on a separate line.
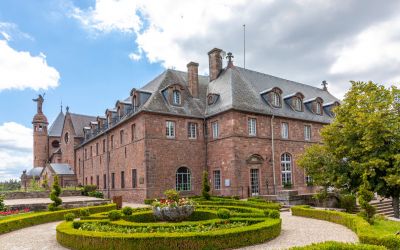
[291, 205, 400, 250]
[57, 199, 282, 250]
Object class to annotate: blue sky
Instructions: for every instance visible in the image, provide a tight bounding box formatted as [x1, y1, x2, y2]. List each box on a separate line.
[0, 0, 399, 181]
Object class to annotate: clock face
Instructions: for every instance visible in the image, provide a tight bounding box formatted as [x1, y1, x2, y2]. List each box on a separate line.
[64, 132, 69, 144]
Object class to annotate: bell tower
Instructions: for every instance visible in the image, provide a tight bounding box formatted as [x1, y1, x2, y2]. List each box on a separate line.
[32, 94, 49, 167]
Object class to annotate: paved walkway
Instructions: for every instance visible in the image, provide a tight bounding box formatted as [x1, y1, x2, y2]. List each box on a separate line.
[0, 212, 358, 250]
[4, 196, 106, 206]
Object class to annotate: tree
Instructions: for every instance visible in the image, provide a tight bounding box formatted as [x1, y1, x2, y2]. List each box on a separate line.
[299, 81, 400, 218]
[202, 171, 211, 200]
[48, 176, 62, 211]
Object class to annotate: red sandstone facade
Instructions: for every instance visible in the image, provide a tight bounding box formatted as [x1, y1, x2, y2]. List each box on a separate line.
[28, 47, 339, 202]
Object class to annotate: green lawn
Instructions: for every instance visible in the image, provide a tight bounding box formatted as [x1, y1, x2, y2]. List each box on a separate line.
[368, 218, 400, 236]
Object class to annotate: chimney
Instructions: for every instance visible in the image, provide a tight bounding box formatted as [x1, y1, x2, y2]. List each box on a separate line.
[187, 62, 199, 98]
[208, 48, 223, 82]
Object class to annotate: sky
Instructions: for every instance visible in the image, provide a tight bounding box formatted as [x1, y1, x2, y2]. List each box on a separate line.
[0, 0, 399, 181]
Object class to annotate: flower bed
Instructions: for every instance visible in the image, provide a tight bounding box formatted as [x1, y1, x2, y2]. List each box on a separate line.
[0, 208, 30, 217]
[57, 199, 282, 250]
[291, 205, 400, 250]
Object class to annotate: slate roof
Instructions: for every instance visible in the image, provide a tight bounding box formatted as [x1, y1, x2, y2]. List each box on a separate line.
[26, 167, 43, 177]
[48, 111, 65, 137]
[48, 163, 75, 175]
[69, 113, 97, 137]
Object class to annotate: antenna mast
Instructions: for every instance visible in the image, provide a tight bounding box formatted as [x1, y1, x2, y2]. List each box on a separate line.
[243, 24, 246, 69]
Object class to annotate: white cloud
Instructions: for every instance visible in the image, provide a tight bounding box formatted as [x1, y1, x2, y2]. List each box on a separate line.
[0, 122, 32, 181]
[128, 51, 142, 61]
[0, 40, 61, 92]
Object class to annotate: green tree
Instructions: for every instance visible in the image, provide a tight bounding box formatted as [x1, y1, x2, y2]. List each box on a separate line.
[48, 175, 62, 211]
[299, 81, 400, 218]
[202, 171, 211, 200]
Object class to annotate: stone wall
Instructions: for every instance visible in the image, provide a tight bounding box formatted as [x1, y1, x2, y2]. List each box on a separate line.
[1, 190, 82, 200]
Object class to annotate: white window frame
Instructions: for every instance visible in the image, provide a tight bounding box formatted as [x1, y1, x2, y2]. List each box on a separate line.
[294, 97, 303, 111]
[305, 175, 313, 184]
[316, 102, 322, 115]
[213, 170, 221, 190]
[173, 90, 181, 105]
[281, 153, 292, 185]
[304, 125, 311, 141]
[248, 118, 257, 136]
[272, 92, 281, 107]
[166, 121, 175, 138]
[212, 121, 219, 139]
[281, 122, 289, 139]
[188, 122, 197, 139]
[176, 167, 191, 191]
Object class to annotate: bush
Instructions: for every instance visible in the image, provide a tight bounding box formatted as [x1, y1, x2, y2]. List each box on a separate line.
[64, 213, 75, 221]
[217, 208, 231, 219]
[358, 180, 376, 224]
[108, 210, 122, 221]
[268, 210, 280, 219]
[144, 199, 155, 205]
[82, 185, 98, 196]
[164, 189, 179, 202]
[202, 171, 211, 200]
[80, 208, 90, 217]
[339, 193, 356, 213]
[0, 194, 5, 212]
[88, 191, 104, 198]
[290, 241, 386, 250]
[122, 207, 133, 216]
[48, 176, 62, 211]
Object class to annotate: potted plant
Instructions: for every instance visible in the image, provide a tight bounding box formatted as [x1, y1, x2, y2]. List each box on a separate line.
[152, 189, 195, 222]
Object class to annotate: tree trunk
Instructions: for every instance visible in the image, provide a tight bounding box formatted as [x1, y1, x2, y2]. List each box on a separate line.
[392, 195, 400, 219]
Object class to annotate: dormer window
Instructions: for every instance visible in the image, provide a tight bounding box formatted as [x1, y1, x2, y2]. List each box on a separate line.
[261, 87, 282, 108]
[294, 97, 303, 111]
[315, 102, 322, 115]
[272, 92, 281, 107]
[173, 90, 181, 105]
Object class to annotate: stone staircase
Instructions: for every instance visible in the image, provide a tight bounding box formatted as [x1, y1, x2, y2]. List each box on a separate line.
[356, 199, 398, 217]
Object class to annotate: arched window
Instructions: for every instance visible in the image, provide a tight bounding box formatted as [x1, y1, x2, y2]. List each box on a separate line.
[176, 167, 191, 191]
[271, 92, 281, 107]
[315, 102, 322, 115]
[294, 97, 303, 111]
[281, 153, 292, 185]
[173, 90, 181, 105]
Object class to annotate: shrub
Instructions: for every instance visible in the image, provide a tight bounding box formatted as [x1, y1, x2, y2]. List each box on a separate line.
[217, 208, 231, 219]
[64, 213, 75, 221]
[72, 221, 81, 229]
[82, 185, 98, 196]
[144, 199, 155, 205]
[0, 194, 5, 212]
[268, 210, 280, 219]
[202, 171, 211, 200]
[339, 193, 356, 213]
[48, 176, 62, 211]
[164, 189, 179, 202]
[108, 210, 122, 221]
[122, 207, 133, 216]
[290, 241, 386, 250]
[80, 208, 90, 217]
[88, 191, 104, 198]
[358, 179, 376, 224]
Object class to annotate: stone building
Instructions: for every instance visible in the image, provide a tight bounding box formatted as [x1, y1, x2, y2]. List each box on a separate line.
[27, 48, 339, 201]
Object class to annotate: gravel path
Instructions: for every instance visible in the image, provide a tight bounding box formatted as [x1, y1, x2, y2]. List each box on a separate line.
[239, 212, 358, 250]
[0, 211, 358, 250]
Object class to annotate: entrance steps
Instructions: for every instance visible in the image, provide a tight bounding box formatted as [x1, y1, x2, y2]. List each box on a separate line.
[356, 198, 398, 217]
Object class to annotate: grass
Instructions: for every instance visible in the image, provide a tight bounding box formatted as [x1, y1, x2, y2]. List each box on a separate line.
[367, 218, 400, 236]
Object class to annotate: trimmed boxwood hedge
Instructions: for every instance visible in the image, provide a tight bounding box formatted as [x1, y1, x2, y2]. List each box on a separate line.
[290, 241, 386, 250]
[291, 206, 400, 250]
[0, 203, 116, 234]
[196, 199, 281, 210]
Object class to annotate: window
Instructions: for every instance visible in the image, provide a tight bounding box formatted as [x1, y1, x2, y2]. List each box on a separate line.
[110, 135, 114, 149]
[90, 146, 93, 157]
[305, 175, 313, 184]
[103, 139, 106, 153]
[64, 132, 69, 143]
[103, 174, 107, 189]
[173, 90, 181, 105]
[85, 177, 87, 185]
[166, 121, 175, 138]
[281, 122, 289, 139]
[78, 159, 81, 174]
[248, 118, 257, 136]
[176, 167, 191, 191]
[315, 102, 322, 115]
[271, 92, 281, 107]
[212, 121, 219, 139]
[213, 170, 221, 190]
[124, 147, 127, 158]
[96, 175, 99, 187]
[132, 169, 137, 188]
[131, 124, 136, 141]
[96, 143, 99, 155]
[121, 171, 125, 188]
[120, 130, 124, 144]
[133, 96, 137, 112]
[304, 125, 311, 141]
[51, 140, 60, 148]
[281, 153, 292, 185]
[84, 148, 87, 160]
[188, 122, 197, 139]
[90, 176, 93, 185]
[111, 173, 115, 189]
[294, 97, 303, 111]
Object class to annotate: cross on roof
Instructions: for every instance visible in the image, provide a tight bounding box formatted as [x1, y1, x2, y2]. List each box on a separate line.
[322, 80, 328, 91]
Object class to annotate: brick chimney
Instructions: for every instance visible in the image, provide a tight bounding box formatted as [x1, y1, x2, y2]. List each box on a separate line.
[208, 48, 223, 82]
[187, 62, 199, 98]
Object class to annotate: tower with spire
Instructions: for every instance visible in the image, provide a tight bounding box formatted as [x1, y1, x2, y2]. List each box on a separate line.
[32, 94, 49, 168]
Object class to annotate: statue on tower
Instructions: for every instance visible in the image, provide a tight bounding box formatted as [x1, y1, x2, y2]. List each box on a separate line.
[33, 94, 45, 114]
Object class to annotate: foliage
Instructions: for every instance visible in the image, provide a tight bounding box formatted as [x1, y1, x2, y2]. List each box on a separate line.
[64, 213, 75, 221]
[216, 208, 230, 219]
[122, 207, 133, 216]
[339, 193, 356, 213]
[267, 210, 280, 219]
[152, 189, 194, 208]
[0, 204, 116, 234]
[79, 208, 90, 217]
[82, 185, 98, 196]
[291, 205, 400, 249]
[144, 199, 155, 205]
[313, 187, 329, 208]
[298, 82, 400, 218]
[202, 171, 211, 200]
[108, 210, 122, 221]
[0, 195, 5, 212]
[164, 189, 180, 202]
[290, 241, 386, 250]
[0, 208, 30, 216]
[42, 175, 49, 189]
[88, 191, 104, 198]
[48, 176, 62, 211]
[0, 180, 21, 191]
[283, 182, 292, 189]
[358, 176, 376, 224]
[29, 179, 43, 191]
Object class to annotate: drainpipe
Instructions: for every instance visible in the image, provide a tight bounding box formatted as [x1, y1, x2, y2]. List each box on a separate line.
[203, 118, 208, 172]
[106, 131, 110, 199]
[271, 115, 277, 195]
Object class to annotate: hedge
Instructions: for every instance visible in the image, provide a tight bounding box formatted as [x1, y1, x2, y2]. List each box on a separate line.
[291, 206, 400, 250]
[290, 241, 386, 250]
[0, 203, 116, 234]
[57, 218, 281, 250]
[196, 200, 281, 210]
